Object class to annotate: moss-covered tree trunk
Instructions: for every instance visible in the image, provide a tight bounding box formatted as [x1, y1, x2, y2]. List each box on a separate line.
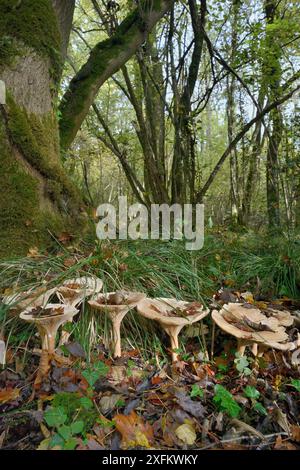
[0, 0, 86, 257]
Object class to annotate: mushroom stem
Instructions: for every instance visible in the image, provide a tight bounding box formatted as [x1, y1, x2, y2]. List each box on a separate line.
[165, 326, 183, 362]
[237, 339, 247, 356]
[251, 342, 258, 356]
[257, 344, 268, 357]
[111, 319, 122, 358]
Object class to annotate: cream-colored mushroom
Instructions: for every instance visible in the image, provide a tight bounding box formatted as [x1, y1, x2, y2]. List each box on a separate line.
[88, 291, 146, 358]
[212, 303, 298, 356]
[137, 298, 209, 362]
[56, 276, 103, 345]
[3, 286, 56, 316]
[20, 304, 79, 380]
[57, 276, 103, 307]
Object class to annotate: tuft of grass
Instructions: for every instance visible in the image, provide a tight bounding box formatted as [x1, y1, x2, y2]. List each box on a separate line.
[1, 230, 300, 362]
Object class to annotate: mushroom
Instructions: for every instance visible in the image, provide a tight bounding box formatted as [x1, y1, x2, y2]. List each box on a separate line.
[88, 291, 146, 358]
[212, 303, 298, 356]
[20, 304, 79, 380]
[56, 276, 103, 344]
[136, 298, 209, 362]
[56, 276, 103, 307]
[3, 286, 56, 316]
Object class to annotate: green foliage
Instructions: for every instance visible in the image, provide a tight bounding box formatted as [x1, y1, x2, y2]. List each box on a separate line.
[243, 386, 260, 400]
[190, 384, 204, 399]
[290, 379, 300, 393]
[234, 353, 252, 376]
[213, 385, 241, 418]
[253, 402, 267, 416]
[82, 360, 109, 387]
[43, 392, 98, 450]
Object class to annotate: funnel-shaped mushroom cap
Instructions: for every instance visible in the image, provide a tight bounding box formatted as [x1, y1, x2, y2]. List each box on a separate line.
[57, 276, 103, 307]
[265, 308, 295, 327]
[3, 286, 55, 314]
[20, 303, 79, 329]
[88, 291, 146, 319]
[137, 298, 209, 327]
[212, 303, 297, 351]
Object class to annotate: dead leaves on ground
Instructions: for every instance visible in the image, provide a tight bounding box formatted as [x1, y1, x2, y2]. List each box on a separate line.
[114, 411, 154, 449]
[0, 388, 20, 404]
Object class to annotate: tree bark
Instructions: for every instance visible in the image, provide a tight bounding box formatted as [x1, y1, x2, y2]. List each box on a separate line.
[0, 0, 85, 257]
[264, 0, 282, 229]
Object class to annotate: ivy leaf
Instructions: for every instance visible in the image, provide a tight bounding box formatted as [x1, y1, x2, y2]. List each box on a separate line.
[44, 406, 67, 427]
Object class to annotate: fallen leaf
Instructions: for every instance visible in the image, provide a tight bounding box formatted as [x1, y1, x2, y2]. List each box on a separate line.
[175, 421, 196, 445]
[273, 408, 290, 434]
[0, 388, 20, 404]
[241, 292, 254, 303]
[99, 394, 123, 414]
[114, 411, 154, 449]
[290, 425, 300, 443]
[63, 258, 76, 267]
[64, 342, 86, 358]
[175, 391, 206, 419]
[274, 435, 297, 450]
[27, 247, 40, 258]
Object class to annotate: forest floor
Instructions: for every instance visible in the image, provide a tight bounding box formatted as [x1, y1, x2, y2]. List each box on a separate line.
[0, 232, 300, 450]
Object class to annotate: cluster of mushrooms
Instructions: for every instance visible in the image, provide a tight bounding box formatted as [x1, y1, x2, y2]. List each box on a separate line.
[212, 302, 300, 356]
[2, 281, 300, 381]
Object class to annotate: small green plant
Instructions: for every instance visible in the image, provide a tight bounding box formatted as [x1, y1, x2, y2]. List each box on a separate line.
[234, 353, 252, 376]
[190, 384, 204, 399]
[42, 391, 100, 450]
[213, 385, 241, 418]
[243, 385, 260, 400]
[290, 379, 300, 393]
[126, 359, 135, 377]
[44, 405, 85, 450]
[243, 385, 267, 415]
[82, 360, 109, 387]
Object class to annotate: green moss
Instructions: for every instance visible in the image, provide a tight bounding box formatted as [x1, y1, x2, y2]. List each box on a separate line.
[0, 118, 43, 256]
[0, 96, 87, 258]
[6, 94, 81, 208]
[59, 3, 153, 149]
[0, 0, 61, 80]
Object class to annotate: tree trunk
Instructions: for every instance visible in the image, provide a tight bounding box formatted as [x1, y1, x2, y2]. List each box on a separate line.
[226, 0, 241, 225]
[264, 0, 282, 229]
[0, 0, 85, 257]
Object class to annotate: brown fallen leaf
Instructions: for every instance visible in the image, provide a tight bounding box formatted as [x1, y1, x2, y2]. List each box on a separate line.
[114, 410, 154, 449]
[290, 425, 300, 443]
[0, 387, 20, 404]
[274, 435, 297, 450]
